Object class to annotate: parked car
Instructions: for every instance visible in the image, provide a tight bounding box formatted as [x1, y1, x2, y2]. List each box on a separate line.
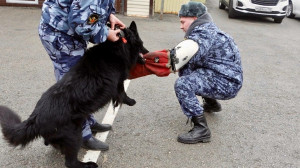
[219, 0, 288, 23]
[286, 0, 300, 18]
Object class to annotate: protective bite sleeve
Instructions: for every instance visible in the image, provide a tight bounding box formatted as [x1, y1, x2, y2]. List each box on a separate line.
[129, 50, 171, 79]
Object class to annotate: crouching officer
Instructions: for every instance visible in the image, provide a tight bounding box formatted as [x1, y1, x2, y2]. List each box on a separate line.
[129, 1, 243, 144]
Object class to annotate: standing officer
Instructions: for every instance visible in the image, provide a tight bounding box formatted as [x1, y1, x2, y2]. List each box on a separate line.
[38, 0, 126, 151]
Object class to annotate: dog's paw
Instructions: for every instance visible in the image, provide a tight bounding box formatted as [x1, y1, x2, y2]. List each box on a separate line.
[123, 96, 136, 106]
[83, 161, 99, 168]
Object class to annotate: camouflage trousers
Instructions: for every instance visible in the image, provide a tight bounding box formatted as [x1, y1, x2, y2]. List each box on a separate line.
[39, 24, 97, 140]
[175, 68, 241, 118]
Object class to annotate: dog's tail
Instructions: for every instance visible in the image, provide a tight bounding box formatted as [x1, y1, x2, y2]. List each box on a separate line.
[0, 106, 39, 147]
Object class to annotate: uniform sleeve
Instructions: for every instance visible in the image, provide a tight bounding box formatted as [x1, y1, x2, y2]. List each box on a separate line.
[187, 26, 214, 60]
[68, 0, 115, 44]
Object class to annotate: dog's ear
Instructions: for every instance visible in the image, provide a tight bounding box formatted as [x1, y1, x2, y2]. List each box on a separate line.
[129, 21, 137, 32]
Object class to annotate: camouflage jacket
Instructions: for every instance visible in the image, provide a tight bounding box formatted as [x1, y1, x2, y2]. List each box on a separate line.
[39, 0, 115, 44]
[180, 13, 243, 85]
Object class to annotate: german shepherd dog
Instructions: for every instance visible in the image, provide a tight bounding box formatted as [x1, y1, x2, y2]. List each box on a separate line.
[0, 21, 148, 168]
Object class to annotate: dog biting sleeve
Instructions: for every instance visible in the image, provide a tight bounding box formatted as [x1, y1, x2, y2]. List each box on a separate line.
[129, 50, 171, 79]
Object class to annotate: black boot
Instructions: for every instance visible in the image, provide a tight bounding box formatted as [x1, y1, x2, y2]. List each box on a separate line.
[177, 115, 211, 144]
[82, 136, 109, 151]
[91, 122, 112, 133]
[203, 97, 222, 113]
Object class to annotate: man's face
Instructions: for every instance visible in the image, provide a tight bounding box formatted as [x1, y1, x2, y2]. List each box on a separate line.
[180, 17, 197, 32]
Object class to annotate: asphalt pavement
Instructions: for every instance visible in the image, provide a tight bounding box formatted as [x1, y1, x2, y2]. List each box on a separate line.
[0, 0, 299, 167]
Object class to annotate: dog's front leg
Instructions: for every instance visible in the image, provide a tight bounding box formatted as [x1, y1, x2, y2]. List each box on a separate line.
[118, 79, 136, 106]
[122, 92, 136, 106]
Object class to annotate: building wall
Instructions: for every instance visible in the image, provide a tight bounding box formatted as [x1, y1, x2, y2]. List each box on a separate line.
[154, 0, 206, 14]
[127, 0, 150, 17]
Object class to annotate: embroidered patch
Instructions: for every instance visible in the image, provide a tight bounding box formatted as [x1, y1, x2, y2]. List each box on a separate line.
[87, 14, 99, 25]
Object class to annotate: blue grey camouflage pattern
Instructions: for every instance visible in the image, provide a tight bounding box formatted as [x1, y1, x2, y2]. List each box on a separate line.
[39, 0, 115, 43]
[82, 115, 97, 140]
[39, 0, 115, 80]
[38, 0, 115, 140]
[39, 24, 88, 81]
[175, 15, 243, 118]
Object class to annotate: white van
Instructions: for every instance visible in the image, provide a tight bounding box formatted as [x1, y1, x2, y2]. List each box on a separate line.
[219, 0, 288, 23]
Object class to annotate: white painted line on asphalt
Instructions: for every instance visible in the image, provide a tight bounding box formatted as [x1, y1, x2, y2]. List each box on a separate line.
[82, 79, 131, 163]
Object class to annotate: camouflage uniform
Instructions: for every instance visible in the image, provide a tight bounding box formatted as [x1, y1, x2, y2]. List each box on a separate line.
[38, 0, 115, 140]
[174, 13, 243, 118]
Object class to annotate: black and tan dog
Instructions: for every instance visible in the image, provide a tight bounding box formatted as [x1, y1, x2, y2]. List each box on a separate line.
[0, 21, 147, 168]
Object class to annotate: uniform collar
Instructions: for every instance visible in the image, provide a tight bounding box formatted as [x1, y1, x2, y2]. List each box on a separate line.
[185, 12, 213, 38]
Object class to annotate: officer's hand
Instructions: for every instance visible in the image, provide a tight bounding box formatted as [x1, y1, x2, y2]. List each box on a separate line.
[109, 14, 126, 30]
[107, 29, 121, 42]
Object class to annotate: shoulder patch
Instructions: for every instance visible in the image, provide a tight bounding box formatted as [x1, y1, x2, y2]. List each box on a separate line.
[87, 13, 99, 25]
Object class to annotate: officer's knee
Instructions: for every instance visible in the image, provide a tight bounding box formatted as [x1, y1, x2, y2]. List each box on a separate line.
[174, 78, 180, 93]
[174, 77, 189, 93]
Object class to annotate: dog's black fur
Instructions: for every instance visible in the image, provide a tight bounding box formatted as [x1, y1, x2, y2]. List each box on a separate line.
[0, 21, 148, 168]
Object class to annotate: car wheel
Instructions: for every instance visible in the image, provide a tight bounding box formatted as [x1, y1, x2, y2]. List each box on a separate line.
[219, 0, 226, 9]
[274, 17, 284, 23]
[286, 0, 295, 18]
[228, 0, 237, 18]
